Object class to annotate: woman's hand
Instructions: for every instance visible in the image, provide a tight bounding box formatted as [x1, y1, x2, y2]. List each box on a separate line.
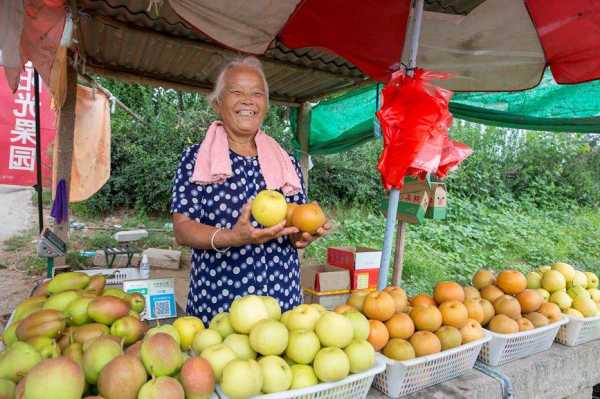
[227, 201, 299, 246]
[290, 221, 332, 249]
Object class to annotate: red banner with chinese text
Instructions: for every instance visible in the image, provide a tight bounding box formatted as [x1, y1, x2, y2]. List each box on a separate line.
[0, 64, 57, 187]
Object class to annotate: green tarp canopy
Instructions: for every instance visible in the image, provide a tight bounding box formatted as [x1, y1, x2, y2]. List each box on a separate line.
[292, 70, 600, 155]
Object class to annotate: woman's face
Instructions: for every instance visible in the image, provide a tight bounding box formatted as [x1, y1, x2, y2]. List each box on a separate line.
[215, 66, 268, 138]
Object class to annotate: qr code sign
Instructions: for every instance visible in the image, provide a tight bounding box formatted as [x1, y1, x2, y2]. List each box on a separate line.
[153, 300, 172, 318]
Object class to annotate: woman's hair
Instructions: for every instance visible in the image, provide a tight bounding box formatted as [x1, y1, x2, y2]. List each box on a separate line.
[207, 56, 270, 106]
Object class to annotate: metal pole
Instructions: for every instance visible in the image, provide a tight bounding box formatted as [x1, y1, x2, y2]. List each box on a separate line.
[33, 70, 44, 234]
[377, 0, 425, 290]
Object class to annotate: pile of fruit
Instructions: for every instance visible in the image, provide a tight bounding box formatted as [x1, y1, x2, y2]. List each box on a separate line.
[197, 295, 376, 399]
[338, 286, 486, 362]
[0, 271, 215, 399]
[251, 189, 326, 233]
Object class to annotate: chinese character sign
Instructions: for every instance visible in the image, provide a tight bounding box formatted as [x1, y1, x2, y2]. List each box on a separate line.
[0, 64, 57, 186]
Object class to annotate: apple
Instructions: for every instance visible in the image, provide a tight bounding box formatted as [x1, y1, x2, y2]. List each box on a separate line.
[588, 288, 600, 303]
[551, 262, 576, 283]
[192, 329, 223, 353]
[200, 343, 238, 381]
[315, 312, 354, 348]
[570, 271, 588, 288]
[258, 355, 293, 393]
[285, 329, 320, 364]
[309, 303, 327, 315]
[251, 190, 287, 227]
[209, 312, 235, 339]
[567, 286, 591, 300]
[146, 324, 181, 346]
[261, 296, 282, 320]
[229, 295, 269, 334]
[290, 365, 318, 389]
[527, 272, 542, 289]
[541, 270, 566, 292]
[344, 340, 375, 373]
[221, 359, 263, 399]
[343, 311, 370, 341]
[128, 293, 146, 313]
[536, 289, 550, 302]
[573, 296, 598, 317]
[285, 304, 321, 331]
[313, 347, 350, 382]
[550, 291, 573, 311]
[173, 316, 204, 351]
[224, 333, 257, 360]
[249, 319, 288, 355]
[585, 272, 599, 289]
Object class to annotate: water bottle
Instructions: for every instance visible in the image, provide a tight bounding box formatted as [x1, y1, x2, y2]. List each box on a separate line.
[140, 254, 150, 279]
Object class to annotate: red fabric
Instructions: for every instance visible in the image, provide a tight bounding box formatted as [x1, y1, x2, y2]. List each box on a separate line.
[279, 0, 411, 82]
[376, 69, 453, 190]
[526, 0, 600, 84]
[0, 66, 57, 187]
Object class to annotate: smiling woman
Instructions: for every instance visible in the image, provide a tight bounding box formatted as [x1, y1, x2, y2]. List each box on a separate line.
[170, 56, 331, 324]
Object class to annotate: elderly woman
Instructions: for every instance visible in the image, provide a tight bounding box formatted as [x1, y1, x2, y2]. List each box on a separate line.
[171, 56, 330, 324]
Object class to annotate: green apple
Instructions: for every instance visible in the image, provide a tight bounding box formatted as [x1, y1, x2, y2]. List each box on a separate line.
[552, 262, 576, 283]
[290, 364, 318, 389]
[285, 329, 320, 365]
[146, 324, 181, 346]
[588, 288, 600, 303]
[286, 305, 321, 331]
[209, 312, 235, 339]
[550, 291, 573, 311]
[192, 329, 222, 353]
[221, 359, 263, 399]
[564, 308, 584, 318]
[309, 304, 327, 315]
[570, 271, 588, 288]
[173, 316, 204, 351]
[251, 190, 287, 227]
[567, 286, 591, 300]
[224, 333, 257, 360]
[536, 289, 550, 302]
[258, 355, 292, 393]
[315, 312, 353, 348]
[261, 296, 282, 320]
[229, 295, 269, 334]
[542, 270, 566, 293]
[573, 296, 599, 317]
[128, 293, 146, 313]
[342, 311, 370, 341]
[344, 340, 375, 373]
[585, 272, 599, 289]
[249, 319, 288, 356]
[527, 272, 542, 289]
[200, 343, 238, 381]
[313, 347, 350, 382]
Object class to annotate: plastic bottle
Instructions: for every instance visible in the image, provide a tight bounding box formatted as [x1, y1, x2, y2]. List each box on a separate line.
[140, 254, 150, 279]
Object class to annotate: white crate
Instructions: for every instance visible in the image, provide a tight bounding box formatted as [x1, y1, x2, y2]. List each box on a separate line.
[372, 334, 491, 398]
[68, 267, 144, 285]
[556, 314, 600, 346]
[478, 317, 567, 366]
[216, 357, 385, 399]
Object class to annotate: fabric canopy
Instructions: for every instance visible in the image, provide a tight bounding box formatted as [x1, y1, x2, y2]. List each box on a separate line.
[293, 69, 600, 155]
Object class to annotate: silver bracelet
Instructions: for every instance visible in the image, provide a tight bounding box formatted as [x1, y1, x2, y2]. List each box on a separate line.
[210, 228, 230, 253]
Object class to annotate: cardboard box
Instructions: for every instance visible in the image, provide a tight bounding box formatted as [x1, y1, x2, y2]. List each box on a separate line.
[123, 278, 177, 320]
[350, 268, 379, 290]
[425, 182, 448, 220]
[303, 290, 349, 310]
[327, 247, 382, 271]
[301, 264, 350, 292]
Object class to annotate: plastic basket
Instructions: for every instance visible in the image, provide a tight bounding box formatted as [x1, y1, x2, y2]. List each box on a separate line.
[556, 314, 600, 346]
[372, 333, 491, 398]
[68, 267, 144, 285]
[216, 357, 386, 399]
[478, 317, 567, 366]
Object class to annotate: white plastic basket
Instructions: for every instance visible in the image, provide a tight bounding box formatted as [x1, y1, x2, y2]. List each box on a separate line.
[478, 317, 567, 366]
[67, 267, 144, 285]
[216, 357, 386, 399]
[372, 334, 491, 398]
[556, 314, 600, 346]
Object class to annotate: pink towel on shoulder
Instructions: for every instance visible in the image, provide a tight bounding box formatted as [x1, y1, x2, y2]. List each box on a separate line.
[191, 121, 302, 196]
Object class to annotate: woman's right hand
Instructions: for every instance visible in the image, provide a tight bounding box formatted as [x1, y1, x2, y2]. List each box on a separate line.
[227, 200, 299, 246]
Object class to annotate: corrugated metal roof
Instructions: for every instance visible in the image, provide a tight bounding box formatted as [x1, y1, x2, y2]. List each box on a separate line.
[74, 0, 484, 103]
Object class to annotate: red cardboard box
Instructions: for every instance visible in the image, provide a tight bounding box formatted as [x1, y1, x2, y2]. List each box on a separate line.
[327, 247, 382, 271]
[300, 264, 350, 309]
[350, 268, 379, 290]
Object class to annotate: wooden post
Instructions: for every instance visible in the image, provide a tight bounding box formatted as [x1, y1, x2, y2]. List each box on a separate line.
[52, 58, 77, 243]
[392, 221, 407, 286]
[296, 102, 312, 194]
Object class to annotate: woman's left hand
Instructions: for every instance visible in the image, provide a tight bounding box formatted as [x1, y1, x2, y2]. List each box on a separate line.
[291, 221, 332, 249]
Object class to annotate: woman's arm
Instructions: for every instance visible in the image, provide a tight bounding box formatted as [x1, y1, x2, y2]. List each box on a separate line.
[174, 200, 299, 250]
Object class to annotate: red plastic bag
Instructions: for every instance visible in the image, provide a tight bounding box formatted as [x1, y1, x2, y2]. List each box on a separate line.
[437, 136, 473, 177]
